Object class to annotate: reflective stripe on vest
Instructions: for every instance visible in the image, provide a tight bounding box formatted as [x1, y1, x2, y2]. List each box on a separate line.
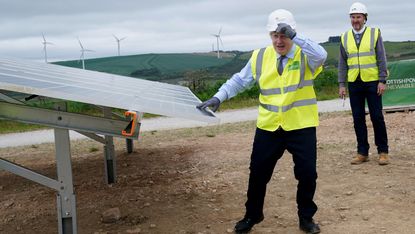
[260, 98, 317, 113]
[256, 48, 312, 96]
[348, 63, 377, 69]
[255, 47, 266, 82]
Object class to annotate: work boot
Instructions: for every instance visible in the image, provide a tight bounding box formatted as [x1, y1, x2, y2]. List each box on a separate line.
[378, 153, 390, 165]
[351, 154, 369, 165]
[234, 215, 264, 233]
[299, 217, 321, 234]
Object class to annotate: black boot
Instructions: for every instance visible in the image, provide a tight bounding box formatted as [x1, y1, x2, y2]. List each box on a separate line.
[234, 215, 264, 233]
[299, 217, 320, 234]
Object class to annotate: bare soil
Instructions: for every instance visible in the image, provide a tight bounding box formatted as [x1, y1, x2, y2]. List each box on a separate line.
[1, 111, 415, 234]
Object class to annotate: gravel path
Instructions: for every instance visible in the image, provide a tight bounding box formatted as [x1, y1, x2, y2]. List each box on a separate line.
[0, 98, 350, 148]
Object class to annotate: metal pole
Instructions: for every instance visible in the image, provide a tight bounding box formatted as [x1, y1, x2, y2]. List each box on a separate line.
[54, 103, 77, 234]
[103, 107, 116, 184]
[126, 139, 133, 153]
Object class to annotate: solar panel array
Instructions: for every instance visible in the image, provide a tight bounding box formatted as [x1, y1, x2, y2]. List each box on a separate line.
[0, 58, 218, 123]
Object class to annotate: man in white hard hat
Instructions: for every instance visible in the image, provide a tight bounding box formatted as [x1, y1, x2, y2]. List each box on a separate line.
[338, 2, 389, 165]
[197, 9, 326, 233]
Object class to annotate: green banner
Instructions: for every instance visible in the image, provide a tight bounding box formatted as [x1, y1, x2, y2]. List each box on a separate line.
[383, 59, 415, 106]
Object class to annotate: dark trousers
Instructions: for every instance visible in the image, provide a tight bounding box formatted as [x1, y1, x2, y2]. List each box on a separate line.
[348, 80, 389, 156]
[245, 127, 318, 220]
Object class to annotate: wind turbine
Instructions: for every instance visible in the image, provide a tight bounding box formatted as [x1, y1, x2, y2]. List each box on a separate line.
[113, 34, 126, 56]
[211, 27, 224, 59]
[77, 37, 94, 69]
[41, 33, 53, 63]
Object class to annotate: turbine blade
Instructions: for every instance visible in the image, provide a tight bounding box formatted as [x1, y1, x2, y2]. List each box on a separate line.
[77, 37, 84, 49]
[218, 27, 222, 35]
[113, 34, 119, 41]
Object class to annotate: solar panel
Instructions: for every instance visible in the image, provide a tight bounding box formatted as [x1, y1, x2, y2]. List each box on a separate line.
[0, 58, 218, 123]
[0, 57, 222, 234]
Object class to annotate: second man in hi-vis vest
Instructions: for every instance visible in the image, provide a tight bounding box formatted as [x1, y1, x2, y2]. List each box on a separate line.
[197, 9, 327, 234]
[338, 2, 390, 165]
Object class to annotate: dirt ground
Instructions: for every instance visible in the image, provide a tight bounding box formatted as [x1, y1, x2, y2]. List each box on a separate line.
[1, 111, 415, 234]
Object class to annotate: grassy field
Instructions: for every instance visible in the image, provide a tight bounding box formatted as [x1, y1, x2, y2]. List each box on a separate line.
[54, 40, 415, 82]
[54, 52, 234, 81]
[321, 40, 415, 67]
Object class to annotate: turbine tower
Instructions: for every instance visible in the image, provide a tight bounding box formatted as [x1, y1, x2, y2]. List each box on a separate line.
[41, 33, 53, 63]
[77, 37, 94, 69]
[211, 27, 224, 59]
[113, 34, 126, 56]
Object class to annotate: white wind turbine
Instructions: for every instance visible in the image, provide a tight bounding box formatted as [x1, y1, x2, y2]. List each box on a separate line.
[211, 27, 224, 59]
[77, 37, 94, 69]
[41, 33, 53, 63]
[113, 34, 126, 56]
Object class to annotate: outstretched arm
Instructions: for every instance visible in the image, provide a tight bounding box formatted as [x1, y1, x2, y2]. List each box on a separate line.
[197, 60, 255, 112]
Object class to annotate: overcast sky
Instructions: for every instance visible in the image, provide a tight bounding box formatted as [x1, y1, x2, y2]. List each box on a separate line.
[1, 0, 413, 62]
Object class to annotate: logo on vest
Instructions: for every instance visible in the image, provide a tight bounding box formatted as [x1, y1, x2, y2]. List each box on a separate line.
[288, 61, 300, 71]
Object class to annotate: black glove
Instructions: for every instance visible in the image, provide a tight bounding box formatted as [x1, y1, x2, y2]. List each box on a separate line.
[197, 97, 220, 112]
[276, 23, 296, 40]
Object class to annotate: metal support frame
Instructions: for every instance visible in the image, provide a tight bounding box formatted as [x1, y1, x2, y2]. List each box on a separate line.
[77, 131, 106, 144]
[0, 158, 60, 191]
[103, 107, 116, 184]
[125, 112, 143, 154]
[0, 103, 78, 234]
[99, 107, 137, 154]
[0, 92, 23, 104]
[54, 102, 77, 234]
[0, 101, 139, 139]
[126, 139, 133, 153]
[0, 94, 142, 233]
[0, 156, 77, 234]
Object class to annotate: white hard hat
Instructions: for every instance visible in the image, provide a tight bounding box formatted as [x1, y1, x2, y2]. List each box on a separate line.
[266, 9, 296, 32]
[349, 2, 368, 15]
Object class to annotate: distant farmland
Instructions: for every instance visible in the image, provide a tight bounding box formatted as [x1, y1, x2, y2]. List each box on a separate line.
[54, 53, 234, 82]
[54, 40, 415, 83]
[321, 40, 415, 68]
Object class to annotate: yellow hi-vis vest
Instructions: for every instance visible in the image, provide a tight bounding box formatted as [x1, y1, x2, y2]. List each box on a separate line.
[341, 27, 379, 82]
[251, 45, 323, 131]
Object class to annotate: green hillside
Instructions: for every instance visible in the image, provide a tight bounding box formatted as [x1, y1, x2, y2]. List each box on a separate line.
[321, 40, 415, 68]
[56, 41, 415, 83]
[384, 41, 415, 60]
[54, 41, 415, 85]
[54, 53, 234, 82]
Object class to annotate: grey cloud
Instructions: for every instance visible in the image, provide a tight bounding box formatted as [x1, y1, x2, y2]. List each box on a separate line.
[0, 0, 413, 61]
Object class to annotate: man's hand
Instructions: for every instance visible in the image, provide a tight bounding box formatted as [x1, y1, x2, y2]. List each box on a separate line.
[377, 82, 387, 96]
[197, 97, 221, 112]
[339, 87, 347, 99]
[276, 23, 296, 40]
